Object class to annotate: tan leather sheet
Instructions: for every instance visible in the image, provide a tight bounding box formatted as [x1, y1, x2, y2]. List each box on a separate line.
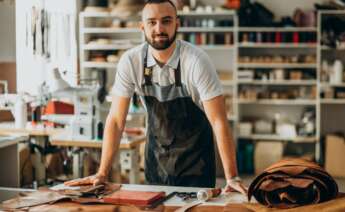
[244, 194, 345, 212]
[248, 158, 339, 209]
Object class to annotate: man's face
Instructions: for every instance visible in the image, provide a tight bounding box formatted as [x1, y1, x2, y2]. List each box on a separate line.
[141, 2, 179, 50]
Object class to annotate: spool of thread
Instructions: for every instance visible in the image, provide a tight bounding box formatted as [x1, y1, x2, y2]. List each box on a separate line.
[197, 188, 222, 201]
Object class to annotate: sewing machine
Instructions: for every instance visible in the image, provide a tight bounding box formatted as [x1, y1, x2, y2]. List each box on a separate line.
[0, 80, 28, 129]
[40, 68, 108, 140]
[42, 87, 108, 140]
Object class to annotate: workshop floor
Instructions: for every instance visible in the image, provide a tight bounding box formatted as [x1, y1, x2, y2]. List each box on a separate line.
[216, 176, 345, 192]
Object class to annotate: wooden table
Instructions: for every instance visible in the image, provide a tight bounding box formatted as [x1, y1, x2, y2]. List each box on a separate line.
[0, 122, 64, 137]
[0, 133, 28, 187]
[2, 184, 345, 211]
[50, 135, 146, 184]
[0, 122, 65, 186]
[46, 184, 249, 211]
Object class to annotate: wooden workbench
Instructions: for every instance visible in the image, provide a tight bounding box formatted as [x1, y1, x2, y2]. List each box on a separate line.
[47, 184, 250, 211]
[0, 134, 27, 187]
[50, 135, 146, 184]
[0, 122, 64, 137]
[0, 122, 66, 185]
[3, 184, 344, 212]
[50, 135, 145, 149]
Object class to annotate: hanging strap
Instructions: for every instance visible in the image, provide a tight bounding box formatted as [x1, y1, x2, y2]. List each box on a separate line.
[143, 43, 182, 87]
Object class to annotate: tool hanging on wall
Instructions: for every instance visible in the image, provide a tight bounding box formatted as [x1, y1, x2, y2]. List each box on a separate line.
[31, 6, 37, 54]
[44, 11, 50, 58]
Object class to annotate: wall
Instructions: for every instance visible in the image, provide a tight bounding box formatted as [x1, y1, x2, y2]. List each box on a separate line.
[0, 1, 16, 62]
[0, 1, 16, 121]
[16, 0, 78, 95]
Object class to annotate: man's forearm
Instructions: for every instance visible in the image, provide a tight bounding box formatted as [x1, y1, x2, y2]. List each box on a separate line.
[213, 121, 238, 180]
[97, 116, 124, 177]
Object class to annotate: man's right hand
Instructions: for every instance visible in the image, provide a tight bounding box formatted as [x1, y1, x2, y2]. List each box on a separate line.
[64, 173, 107, 186]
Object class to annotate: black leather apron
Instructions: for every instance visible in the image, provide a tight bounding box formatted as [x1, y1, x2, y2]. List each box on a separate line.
[141, 44, 215, 187]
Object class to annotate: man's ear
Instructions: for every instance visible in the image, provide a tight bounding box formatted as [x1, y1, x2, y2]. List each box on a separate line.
[140, 21, 144, 32]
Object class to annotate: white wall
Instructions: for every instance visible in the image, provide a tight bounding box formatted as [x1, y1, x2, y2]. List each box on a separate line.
[16, 0, 78, 95]
[0, 1, 16, 62]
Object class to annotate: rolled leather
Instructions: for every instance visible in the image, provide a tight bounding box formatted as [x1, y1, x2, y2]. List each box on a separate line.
[248, 158, 338, 209]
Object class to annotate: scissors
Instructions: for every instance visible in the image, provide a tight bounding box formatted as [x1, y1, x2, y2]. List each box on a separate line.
[176, 192, 197, 201]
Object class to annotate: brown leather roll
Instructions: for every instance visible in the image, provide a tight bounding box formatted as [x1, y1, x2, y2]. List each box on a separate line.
[248, 158, 338, 209]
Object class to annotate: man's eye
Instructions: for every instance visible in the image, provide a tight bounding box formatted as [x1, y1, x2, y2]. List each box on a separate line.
[163, 20, 172, 25]
[148, 21, 156, 26]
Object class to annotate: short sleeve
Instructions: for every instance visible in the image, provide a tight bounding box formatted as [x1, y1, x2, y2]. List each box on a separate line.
[191, 52, 223, 101]
[110, 53, 135, 97]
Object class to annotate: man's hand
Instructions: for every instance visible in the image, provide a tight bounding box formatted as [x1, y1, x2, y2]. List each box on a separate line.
[223, 179, 248, 195]
[64, 173, 107, 187]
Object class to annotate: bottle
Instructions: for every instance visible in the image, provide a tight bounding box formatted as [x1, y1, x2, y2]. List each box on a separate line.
[197, 188, 222, 201]
[14, 96, 28, 129]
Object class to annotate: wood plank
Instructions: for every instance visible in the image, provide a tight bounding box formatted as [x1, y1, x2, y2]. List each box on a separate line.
[50, 135, 146, 149]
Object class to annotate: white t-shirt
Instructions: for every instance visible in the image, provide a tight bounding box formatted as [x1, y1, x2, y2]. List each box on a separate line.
[111, 40, 223, 110]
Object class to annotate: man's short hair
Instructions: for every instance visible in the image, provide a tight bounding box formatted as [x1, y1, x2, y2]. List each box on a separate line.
[144, 0, 177, 12]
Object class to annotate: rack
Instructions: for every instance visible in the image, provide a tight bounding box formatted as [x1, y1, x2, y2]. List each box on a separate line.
[78, 10, 345, 163]
[317, 10, 345, 155]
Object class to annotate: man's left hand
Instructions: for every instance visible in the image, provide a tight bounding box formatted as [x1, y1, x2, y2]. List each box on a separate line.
[223, 180, 248, 195]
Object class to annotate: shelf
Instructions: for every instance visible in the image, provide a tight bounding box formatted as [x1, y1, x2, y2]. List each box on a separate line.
[80, 12, 113, 18]
[320, 99, 345, 104]
[179, 27, 234, 33]
[238, 134, 317, 142]
[198, 45, 235, 50]
[82, 44, 234, 52]
[321, 46, 345, 51]
[228, 116, 237, 121]
[319, 10, 345, 15]
[80, 10, 235, 18]
[178, 10, 236, 16]
[83, 44, 134, 50]
[80, 12, 141, 21]
[82, 27, 141, 34]
[83, 27, 235, 34]
[221, 80, 234, 86]
[320, 83, 345, 87]
[238, 27, 317, 32]
[238, 43, 317, 48]
[238, 80, 316, 85]
[237, 63, 317, 68]
[82, 62, 117, 69]
[238, 99, 316, 105]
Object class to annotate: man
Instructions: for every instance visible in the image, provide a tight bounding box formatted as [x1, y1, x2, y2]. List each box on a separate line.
[65, 0, 246, 194]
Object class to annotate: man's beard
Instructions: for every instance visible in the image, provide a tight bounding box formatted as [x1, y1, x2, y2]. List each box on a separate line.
[145, 30, 177, 50]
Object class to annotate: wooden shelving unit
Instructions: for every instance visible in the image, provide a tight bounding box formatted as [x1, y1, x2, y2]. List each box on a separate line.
[78, 9, 345, 163]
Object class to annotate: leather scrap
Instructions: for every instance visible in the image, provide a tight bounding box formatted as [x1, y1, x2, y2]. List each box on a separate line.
[0, 183, 121, 210]
[0, 190, 70, 210]
[244, 193, 345, 212]
[248, 158, 338, 209]
[59, 183, 121, 198]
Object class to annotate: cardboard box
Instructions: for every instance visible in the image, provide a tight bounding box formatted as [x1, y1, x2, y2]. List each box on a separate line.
[254, 141, 284, 174]
[325, 135, 345, 177]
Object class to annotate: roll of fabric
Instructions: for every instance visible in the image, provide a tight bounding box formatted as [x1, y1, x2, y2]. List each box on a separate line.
[248, 158, 338, 209]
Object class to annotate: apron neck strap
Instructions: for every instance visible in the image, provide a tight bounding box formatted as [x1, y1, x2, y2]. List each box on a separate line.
[143, 43, 182, 87]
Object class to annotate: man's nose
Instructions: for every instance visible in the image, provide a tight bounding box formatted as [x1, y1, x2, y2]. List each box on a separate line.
[154, 21, 165, 33]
